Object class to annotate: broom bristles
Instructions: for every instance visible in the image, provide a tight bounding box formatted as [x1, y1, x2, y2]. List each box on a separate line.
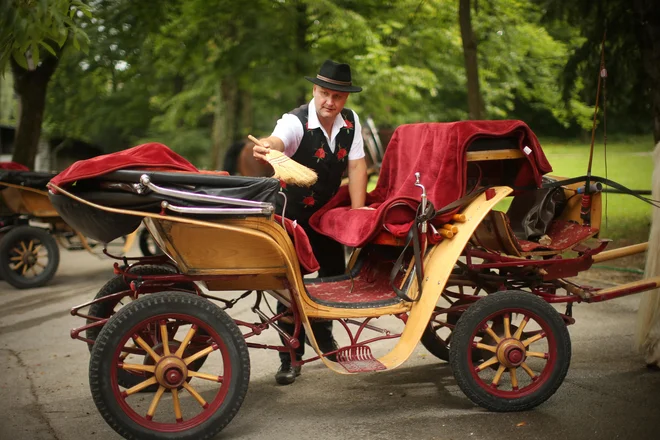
[248, 135, 318, 187]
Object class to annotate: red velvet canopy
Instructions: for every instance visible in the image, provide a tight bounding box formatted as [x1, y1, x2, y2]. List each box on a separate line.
[49, 143, 199, 189]
[309, 120, 552, 247]
[0, 162, 30, 171]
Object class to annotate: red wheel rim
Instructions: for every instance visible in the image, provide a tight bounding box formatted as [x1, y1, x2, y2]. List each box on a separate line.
[110, 313, 232, 432]
[467, 307, 557, 399]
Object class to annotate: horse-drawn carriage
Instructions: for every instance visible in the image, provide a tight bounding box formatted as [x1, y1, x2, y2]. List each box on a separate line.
[0, 164, 134, 289]
[50, 121, 657, 439]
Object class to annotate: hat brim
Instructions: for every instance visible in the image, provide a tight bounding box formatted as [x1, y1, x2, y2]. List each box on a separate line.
[305, 76, 362, 93]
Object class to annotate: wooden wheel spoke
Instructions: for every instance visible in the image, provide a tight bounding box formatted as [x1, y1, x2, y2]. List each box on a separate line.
[27, 240, 34, 252]
[123, 377, 158, 396]
[522, 332, 546, 347]
[29, 266, 38, 277]
[33, 244, 42, 254]
[10, 256, 22, 261]
[188, 370, 224, 383]
[484, 325, 501, 343]
[509, 367, 519, 389]
[475, 342, 497, 353]
[11, 246, 23, 255]
[503, 314, 512, 339]
[174, 325, 198, 358]
[159, 321, 170, 356]
[146, 386, 166, 419]
[21, 264, 28, 276]
[35, 261, 46, 268]
[172, 388, 183, 422]
[182, 381, 208, 408]
[475, 355, 499, 372]
[520, 362, 537, 379]
[526, 351, 548, 359]
[11, 261, 24, 270]
[491, 364, 506, 387]
[513, 316, 530, 340]
[19, 241, 27, 253]
[183, 344, 217, 366]
[120, 363, 156, 373]
[133, 334, 161, 362]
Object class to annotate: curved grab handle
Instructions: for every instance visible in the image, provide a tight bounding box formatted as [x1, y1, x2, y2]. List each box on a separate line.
[414, 172, 428, 233]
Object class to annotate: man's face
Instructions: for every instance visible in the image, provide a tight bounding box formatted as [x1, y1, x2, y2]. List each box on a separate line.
[313, 85, 349, 121]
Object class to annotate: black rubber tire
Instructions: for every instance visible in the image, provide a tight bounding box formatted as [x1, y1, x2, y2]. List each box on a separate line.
[89, 291, 250, 440]
[449, 290, 571, 412]
[0, 226, 60, 289]
[86, 265, 199, 390]
[138, 228, 163, 257]
[420, 319, 450, 361]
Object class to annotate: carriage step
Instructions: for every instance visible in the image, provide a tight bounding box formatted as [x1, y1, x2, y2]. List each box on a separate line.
[336, 345, 386, 373]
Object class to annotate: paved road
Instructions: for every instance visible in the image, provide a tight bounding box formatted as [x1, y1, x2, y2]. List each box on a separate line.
[1, 247, 659, 440]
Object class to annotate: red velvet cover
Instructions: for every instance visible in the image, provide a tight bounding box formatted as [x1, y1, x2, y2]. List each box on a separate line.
[0, 162, 30, 171]
[49, 143, 199, 189]
[274, 215, 319, 274]
[309, 120, 552, 247]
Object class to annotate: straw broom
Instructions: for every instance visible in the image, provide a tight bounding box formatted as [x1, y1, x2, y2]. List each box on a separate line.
[248, 135, 318, 187]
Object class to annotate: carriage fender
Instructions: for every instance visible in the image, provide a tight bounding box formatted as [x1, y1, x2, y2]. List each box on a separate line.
[375, 186, 513, 370]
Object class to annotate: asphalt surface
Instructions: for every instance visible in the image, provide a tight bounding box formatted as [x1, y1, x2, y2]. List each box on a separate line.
[1, 246, 659, 440]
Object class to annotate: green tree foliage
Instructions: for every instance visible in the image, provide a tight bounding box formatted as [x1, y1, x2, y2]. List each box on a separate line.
[534, 0, 660, 140]
[31, 0, 655, 171]
[0, 0, 91, 168]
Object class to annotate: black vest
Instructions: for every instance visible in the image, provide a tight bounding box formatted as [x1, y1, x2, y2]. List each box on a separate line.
[276, 104, 356, 224]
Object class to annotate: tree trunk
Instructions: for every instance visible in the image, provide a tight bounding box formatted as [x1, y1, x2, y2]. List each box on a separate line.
[238, 86, 253, 138]
[459, 0, 485, 120]
[294, 0, 309, 106]
[10, 55, 59, 169]
[211, 77, 238, 169]
[633, 0, 660, 143]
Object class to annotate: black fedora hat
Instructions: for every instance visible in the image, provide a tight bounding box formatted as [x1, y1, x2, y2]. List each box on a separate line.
[305, 59, 362, 93]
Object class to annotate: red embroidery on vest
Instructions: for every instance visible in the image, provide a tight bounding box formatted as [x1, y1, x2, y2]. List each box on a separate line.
[314, 147, 326, 162]
[302, 193, 316, 207]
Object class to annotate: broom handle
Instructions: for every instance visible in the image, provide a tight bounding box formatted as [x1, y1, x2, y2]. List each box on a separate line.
[248, 135, 265, 148]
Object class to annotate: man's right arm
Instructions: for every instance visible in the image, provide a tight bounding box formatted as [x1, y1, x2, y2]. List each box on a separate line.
[253, 112, 303, 161]
[253, 136, 285, 161]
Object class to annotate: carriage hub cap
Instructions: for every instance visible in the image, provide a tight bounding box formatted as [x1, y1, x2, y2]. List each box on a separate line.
[496, 339, 526, 368]
[155, 356, 188, 389]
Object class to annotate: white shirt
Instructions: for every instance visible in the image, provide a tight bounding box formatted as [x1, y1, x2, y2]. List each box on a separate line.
[271, 98, 365, 161]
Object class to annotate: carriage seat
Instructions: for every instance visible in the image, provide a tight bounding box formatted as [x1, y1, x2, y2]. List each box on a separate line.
[303, 244, 404, 308]
[471, 211, 599, 257]
[309, 121, 553, 249]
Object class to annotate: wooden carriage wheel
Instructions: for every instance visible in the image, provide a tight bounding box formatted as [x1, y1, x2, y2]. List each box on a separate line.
[449, 290, 571, 412]
[89, 291, 250, 439]
[0, 225, 60, 289]
[86, 265, 202, 390]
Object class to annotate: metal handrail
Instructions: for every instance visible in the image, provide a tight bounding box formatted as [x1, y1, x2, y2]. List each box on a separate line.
[139, 174, 274, 209]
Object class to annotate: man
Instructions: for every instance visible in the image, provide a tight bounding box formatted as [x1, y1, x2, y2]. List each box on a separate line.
[253, 59, 368, 385]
